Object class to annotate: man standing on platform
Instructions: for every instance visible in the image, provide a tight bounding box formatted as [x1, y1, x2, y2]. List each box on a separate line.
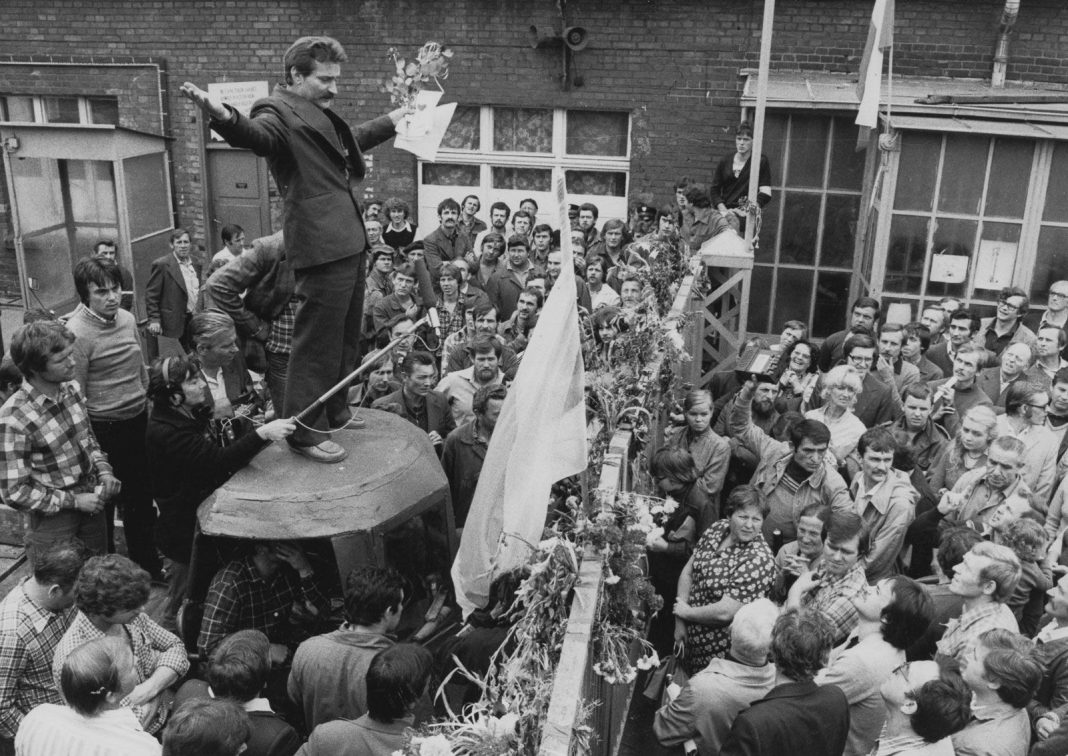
[181, 36, 406, 463]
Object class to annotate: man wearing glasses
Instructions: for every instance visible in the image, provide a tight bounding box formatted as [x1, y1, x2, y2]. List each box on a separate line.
[1025, 280, 1068, 348]
[995, 382, 1058, 508]
[974, 286, 1037, 361]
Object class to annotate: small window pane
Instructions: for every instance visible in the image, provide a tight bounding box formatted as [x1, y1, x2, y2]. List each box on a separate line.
[885, 214, 928, 294]
[785, 114, 828, 188]
[441, 105, 479, 150]
[775, 268, 816, 328]
[937, 135, 988, 215]
[1032, 226, 1068, 301]
[828, 117, 864, 191]
[813, 271, 853, 338]
[821, 194, 859, 268]
[566, 110, 628, 156]
[755, 197, 778, 263]
[87, 97, 119, 126]
[124, 154, 170, 239]
[43, 96, 80, 123]
[492, 167, 551, 192]
[2, 95, 35, 122]
[565, 170, 626, 197]
[761, 114, 788, 185]
[984, 138, 1032, 219]
[67, 160, 117, 224]
[894, 132, 940, 212]
[749, 265, 773, 333]
[778, 192, 820, 265]
[1043, 143, 1068, 223]
[928, 217, 977, 299]
[492, 108, 551, 152]
[423, 163, 479, 186]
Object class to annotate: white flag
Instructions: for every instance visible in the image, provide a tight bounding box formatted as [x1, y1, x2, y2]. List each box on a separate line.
[451, 177, 588, 615]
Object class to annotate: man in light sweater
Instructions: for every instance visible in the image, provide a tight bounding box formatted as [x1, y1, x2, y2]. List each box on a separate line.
[66, 258, 161, 578]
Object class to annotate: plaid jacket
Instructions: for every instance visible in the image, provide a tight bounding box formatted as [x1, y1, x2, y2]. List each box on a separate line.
[0, 580, 76, 738]
[0, 380, 111, 514]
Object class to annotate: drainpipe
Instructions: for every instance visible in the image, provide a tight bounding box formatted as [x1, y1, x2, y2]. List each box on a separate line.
[992, 0, 1021, 88]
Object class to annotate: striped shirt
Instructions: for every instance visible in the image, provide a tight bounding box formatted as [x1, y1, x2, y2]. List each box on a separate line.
[0, 380, 111, 514]
[0, 580, 76, 739]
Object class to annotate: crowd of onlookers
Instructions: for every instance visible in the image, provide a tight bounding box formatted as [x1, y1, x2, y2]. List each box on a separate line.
[0, 173, 732, 756]
[4, 150, 1068, 756]
[646, 283, 1068, 755]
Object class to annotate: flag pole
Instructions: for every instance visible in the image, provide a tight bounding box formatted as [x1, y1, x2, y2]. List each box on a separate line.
[745, 0, 775, 255]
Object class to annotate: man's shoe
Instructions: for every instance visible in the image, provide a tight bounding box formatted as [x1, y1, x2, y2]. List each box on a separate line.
[288, 440, 348, 463]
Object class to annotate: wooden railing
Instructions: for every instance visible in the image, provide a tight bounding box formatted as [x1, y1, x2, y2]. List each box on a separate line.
[538, 270, 703, 756]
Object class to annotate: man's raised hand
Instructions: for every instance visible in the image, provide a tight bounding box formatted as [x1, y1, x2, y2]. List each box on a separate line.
[179, 82, 229, 121]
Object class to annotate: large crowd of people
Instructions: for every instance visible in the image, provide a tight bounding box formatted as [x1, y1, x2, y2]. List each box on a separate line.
[0, 32, 1065, 756]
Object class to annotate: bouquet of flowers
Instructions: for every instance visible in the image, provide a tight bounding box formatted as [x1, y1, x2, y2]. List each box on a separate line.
[382, 41, 454, 109]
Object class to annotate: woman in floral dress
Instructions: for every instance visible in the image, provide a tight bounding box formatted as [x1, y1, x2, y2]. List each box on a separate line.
[673, 485, 775, 675]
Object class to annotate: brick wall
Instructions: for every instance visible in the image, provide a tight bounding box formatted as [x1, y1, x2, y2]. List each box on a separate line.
[0, 0, 1066, 295]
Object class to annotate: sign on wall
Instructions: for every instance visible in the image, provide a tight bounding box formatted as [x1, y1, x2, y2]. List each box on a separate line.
[206, 81, 269, 141]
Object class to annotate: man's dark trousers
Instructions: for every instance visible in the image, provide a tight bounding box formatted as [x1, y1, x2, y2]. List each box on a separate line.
[285, 253, 367, 446]
[91, 411, 162, 577]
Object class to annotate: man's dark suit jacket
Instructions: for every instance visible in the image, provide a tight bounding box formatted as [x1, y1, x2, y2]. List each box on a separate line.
[371, 388, 456, 440]
[210, 86, 395, 271]
[145, 253, 202, 339]
[720, 680, 849, 756]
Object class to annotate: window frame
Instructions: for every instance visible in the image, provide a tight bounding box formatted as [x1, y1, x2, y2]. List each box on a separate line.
[416, 105, 631, 233]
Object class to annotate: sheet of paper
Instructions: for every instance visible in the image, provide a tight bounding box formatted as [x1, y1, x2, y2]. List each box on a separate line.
[394, 94, 456, 162]
[929, 253, 968, 284]
[974, 239, 1017, 290]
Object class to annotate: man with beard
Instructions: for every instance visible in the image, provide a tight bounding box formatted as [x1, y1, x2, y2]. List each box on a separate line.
[435, 338, 505, 426]
[372, 351, 455, 454]
[423, 198, 472, 284]
[728, 377, 852, 546]
[441, 384, 507, 529]
[145, 355, 296, 628]
[713, 376, 782, 488]
[473, 202, 510, 257]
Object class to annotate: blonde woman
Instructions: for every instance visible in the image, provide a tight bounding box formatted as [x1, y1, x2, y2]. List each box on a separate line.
[806, 365, 866, 464]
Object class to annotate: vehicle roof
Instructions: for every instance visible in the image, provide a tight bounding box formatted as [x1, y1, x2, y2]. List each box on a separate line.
[196, 409, 449, 539]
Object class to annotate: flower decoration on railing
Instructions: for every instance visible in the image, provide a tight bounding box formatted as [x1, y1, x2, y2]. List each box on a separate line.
[576, 490, 664, 684]
[381, 41, 454, 109]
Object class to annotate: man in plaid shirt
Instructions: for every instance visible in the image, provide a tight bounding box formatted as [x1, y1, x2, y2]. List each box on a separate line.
[0, 540, 86, 756]
[197, 541, 328, 661]
[0, 321, 121, 555]
[786, 510, 871, 645]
